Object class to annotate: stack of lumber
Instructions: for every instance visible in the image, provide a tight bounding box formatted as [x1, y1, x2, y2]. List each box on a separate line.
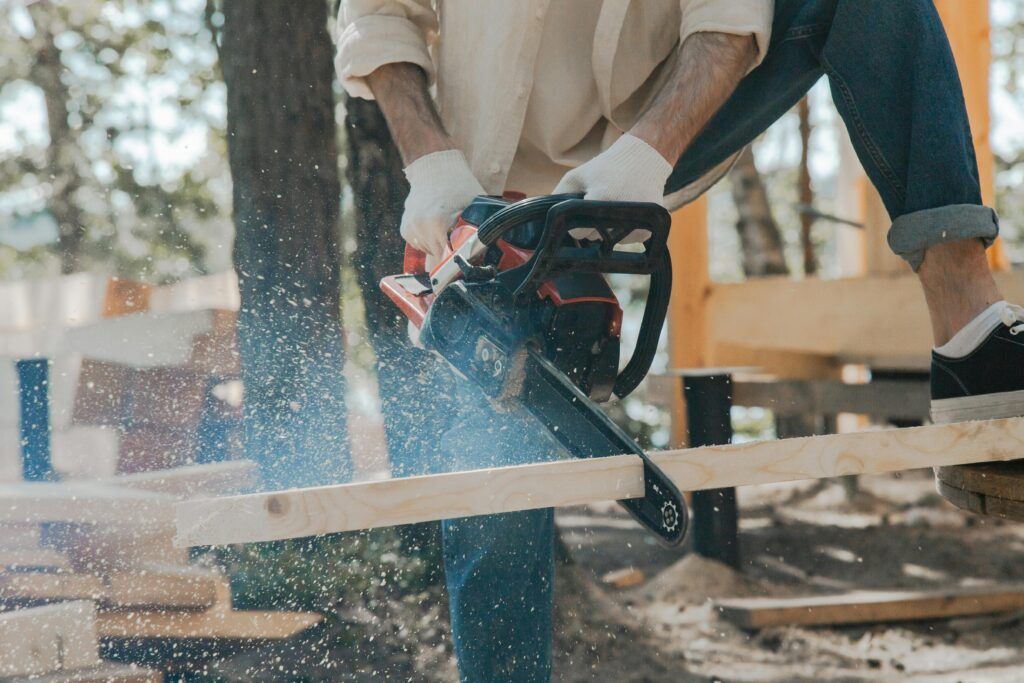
[67, 272, 242, 474]
[0, 461, 322, 678]
[0, 601, 161, 682]
[0, 271, 241, 479]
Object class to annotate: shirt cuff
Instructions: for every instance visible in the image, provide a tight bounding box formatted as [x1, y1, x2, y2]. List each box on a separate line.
[335, 14, 435, 100]
[680, 0, 774, 70]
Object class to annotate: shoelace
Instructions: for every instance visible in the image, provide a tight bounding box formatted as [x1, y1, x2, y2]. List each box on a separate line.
[1001, 303, 1024, 336]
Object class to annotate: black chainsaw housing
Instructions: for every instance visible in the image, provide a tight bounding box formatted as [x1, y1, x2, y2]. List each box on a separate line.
[418, 196, 688, 547]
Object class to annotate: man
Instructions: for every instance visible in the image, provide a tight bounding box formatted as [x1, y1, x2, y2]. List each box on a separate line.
[337, 1, 1023, 680]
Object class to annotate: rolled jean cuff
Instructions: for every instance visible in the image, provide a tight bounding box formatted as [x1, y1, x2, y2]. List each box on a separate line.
[888, 204, 999, 271]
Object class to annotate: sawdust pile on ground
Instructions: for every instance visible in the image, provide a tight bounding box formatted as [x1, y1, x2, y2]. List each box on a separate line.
[635, 554, 783, 605]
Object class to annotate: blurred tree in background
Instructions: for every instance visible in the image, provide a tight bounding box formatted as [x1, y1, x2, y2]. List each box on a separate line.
[0, 0, 231, 280]
[219, 0, 350, 487]
[994, 0, 1024, 263]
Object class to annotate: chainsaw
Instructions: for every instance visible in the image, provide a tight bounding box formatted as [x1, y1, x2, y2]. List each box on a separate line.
[381, 193, 687, 547]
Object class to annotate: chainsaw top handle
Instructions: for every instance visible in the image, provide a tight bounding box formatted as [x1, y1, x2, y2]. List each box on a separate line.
[480, 195, 673, 400]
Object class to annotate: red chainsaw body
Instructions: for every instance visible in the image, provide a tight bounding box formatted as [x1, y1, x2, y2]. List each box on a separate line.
[380, 194, 622, 336]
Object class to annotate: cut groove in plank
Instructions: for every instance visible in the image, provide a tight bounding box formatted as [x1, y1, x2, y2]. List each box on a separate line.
[0, 601, 100, 677]
[715, 584, 1024, 629]
[175, 417, 1024, 547]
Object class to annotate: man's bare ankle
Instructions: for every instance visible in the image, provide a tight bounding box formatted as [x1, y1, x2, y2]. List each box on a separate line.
[918, 239, 1002, 346]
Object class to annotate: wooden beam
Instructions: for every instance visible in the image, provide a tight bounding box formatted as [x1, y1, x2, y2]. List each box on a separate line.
[706, 271, 1024, 370]
[0, 482, 173, 528]
[7, 663, 163, 683]
[715, 584, 1024, 629]
[104, 460, 257, 499]
[97, 607, 322, 640]
[0, 570, 220, 609]
[0, 601, 100, 677]
[175, 416, 1024, 547]
[667, 198, 709, 446]
[55, 525, 189, 572]
[934, 0, 1007, 270]
[0, 548, 70, 570]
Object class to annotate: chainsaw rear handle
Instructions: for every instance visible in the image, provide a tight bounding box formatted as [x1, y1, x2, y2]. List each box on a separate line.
[486, 197, 672, 400]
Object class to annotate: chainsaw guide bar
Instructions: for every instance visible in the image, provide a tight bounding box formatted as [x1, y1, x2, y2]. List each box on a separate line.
[382, 194, 688, 546]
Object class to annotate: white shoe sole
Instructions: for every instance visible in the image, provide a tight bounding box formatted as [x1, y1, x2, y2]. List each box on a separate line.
[931, 389, 1024, 424]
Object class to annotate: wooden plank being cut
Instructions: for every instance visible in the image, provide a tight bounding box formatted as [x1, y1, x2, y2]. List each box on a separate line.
[715, 584, 1024, 629]
[0, 569, 219, 609]
[0, 601, 100, 677]
[105, 460, 257, 499]
[175, 416, 1024, 547]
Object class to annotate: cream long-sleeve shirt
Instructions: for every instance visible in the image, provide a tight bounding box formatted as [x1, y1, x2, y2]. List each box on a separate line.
[337, 0, 773, 201]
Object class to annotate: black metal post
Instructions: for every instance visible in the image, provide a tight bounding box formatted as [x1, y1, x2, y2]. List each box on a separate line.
[17, 358, 54, 481]
[683, 372, 738, 568]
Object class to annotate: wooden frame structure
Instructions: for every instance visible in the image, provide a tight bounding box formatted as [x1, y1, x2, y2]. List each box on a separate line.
[176, 416, 1024, 547]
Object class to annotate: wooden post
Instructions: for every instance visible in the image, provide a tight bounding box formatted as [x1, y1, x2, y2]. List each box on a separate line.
[684, 372, 739, 568]
[667, 198, 709, 447]
[16, 359, 52, 481]
[933, 0, 1008, 270]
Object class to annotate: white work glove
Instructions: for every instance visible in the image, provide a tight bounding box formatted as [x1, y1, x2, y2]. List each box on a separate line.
[553, 133, 673, 243]
[402, 149, 486, 258]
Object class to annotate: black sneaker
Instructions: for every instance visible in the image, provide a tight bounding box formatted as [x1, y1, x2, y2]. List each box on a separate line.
[931, 303, 1024, 423]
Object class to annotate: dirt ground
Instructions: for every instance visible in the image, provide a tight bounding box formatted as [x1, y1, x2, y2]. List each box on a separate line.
[560, 469, 1024, 682]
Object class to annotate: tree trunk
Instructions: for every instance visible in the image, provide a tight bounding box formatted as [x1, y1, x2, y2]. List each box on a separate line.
[343, 96, 457, 480]
[221, 1, 349, 488]
[798, 96, 817, 276]
[27, 1, 86, 274]
[728, 147, 789, 277]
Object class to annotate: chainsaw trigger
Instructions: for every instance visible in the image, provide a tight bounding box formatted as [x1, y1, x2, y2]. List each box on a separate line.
[453, 254, 498, 283]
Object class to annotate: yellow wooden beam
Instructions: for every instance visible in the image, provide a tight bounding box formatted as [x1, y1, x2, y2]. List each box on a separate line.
[667, 198, 709, 446]
[705, 271, 1024, 370]
[934, 0, 1008, 270]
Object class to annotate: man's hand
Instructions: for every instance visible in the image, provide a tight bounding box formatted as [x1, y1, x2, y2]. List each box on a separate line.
[554, 134, 672, 205]
[401, 150, 485, 257]
[554, 31, 758, 243]
[553, 134, 672, 241]
[366, 63, 483, 257]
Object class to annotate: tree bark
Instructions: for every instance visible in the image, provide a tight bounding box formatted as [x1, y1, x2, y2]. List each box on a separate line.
[798, 96, 817, 276]
[343, 96, 457, 480]
[728, 147, 789, 277]
[221, 1, 349, 488]
[27, 1, 85, 274]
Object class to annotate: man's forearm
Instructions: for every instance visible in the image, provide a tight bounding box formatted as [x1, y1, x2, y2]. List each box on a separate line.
[631, 32, 758, 164]
[365, 62, 453, 166]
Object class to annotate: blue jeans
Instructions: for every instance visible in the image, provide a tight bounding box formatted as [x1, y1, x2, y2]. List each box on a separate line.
[668, 0, 998, 270]
[437, 2, 996, 681]
[422, 382, 562, 683]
